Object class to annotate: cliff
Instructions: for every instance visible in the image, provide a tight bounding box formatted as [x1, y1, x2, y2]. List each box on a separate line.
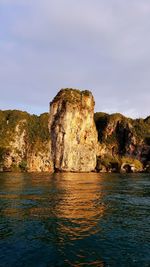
[49, 89, 98, 172]
[95, 112, 150, 172]
[0, 88, 150, 173]
[0, 110, 53, 172]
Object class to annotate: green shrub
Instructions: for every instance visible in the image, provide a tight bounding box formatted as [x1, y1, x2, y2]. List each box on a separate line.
[121, 157, 143, 171]
[101, 155, 121, 169]
[19, 160, 28, 172]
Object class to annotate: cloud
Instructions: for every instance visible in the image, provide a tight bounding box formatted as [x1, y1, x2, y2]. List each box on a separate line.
[0, 0, 150, 118]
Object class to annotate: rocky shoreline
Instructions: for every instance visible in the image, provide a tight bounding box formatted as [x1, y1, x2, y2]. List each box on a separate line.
[0, 88, 150, 173]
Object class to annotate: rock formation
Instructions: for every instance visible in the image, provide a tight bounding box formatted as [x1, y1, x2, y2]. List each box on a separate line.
[0, 88, 150, 173]
[95, 112, 150, 172]
[0, 110, 53, 172]
[49, 89, 98, 172]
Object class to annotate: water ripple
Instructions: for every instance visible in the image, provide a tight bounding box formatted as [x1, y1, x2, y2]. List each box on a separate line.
[0, 172, 150, 266]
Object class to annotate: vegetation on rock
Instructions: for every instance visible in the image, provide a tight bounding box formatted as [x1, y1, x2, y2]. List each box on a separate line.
[51, 88, 92, 105]
[95, 112, 150, 172]
[0, 88, 150, 173]
[0, 110, 50, 172]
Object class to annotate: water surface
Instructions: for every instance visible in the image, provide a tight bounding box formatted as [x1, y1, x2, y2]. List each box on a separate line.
[0, 172, 150, 266]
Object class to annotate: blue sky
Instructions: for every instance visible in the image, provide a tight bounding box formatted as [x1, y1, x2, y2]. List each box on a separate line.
[0, 0, 150, 118]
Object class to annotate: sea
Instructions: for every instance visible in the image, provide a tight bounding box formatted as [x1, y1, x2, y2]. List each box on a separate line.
[0, 172, 150, 267]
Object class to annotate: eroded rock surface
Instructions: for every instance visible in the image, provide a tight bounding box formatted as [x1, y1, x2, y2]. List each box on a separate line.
[1, 89, 150, 173]
[95, 112, 150, 172]
[0, 111, 53, 172]
[49, 89, 98, 172]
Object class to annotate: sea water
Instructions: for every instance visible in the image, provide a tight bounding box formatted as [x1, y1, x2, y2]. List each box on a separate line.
[0, 172, 150, 267]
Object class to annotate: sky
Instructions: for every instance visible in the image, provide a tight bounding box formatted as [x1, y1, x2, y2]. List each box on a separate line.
[0, 0, 150, 118]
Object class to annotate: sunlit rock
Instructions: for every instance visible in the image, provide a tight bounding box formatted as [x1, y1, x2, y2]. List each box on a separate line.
[49, 89, 98, 172]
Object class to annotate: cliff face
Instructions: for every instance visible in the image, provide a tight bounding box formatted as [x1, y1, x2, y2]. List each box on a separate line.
[95, 112, 150, 172]
[0, 111, 53, 172]
[49, 89, 98, 172]
[0, 89, 150, 173]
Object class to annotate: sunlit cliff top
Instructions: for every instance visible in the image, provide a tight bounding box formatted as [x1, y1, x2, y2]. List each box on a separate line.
[51, 88, 93, 105]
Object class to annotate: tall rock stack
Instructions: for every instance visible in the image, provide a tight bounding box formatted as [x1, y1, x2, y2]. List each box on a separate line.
[49, 89, 98, 172]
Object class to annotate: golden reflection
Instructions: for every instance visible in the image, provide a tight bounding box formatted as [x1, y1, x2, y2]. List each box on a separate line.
[1, 172, 106, 241]
[0, 172, 54, 218]
[0, 173, 26, 219]
[0, 172, 26, 191]
[0, 172, 107, 266]
[51, 173, 106, 240]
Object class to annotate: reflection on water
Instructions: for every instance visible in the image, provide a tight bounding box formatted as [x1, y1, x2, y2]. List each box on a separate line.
[0, 172, 150, 266]
[1, 173, 105, 240]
